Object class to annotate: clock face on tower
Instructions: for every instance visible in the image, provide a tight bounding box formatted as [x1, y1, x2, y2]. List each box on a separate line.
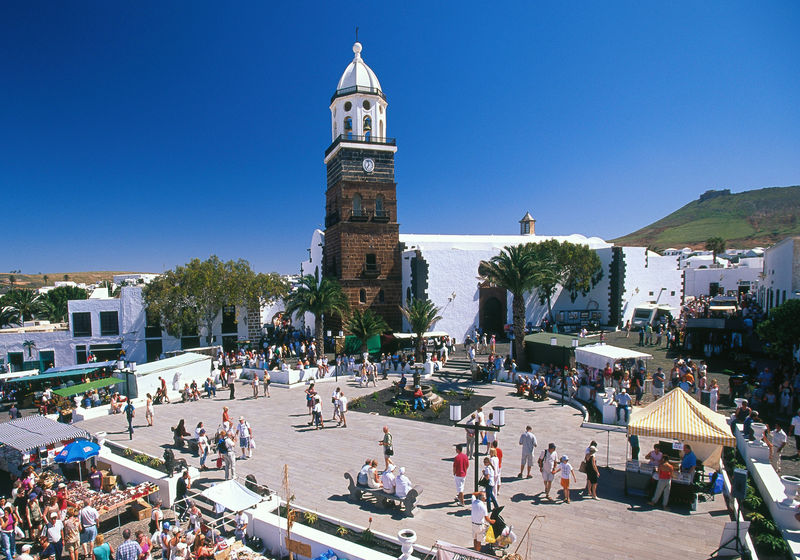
[362, 158, 375, 173]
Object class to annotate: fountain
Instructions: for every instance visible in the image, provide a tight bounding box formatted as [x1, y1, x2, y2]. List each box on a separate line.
[395, 384, 443, 407]
[780, 475, 800, 506]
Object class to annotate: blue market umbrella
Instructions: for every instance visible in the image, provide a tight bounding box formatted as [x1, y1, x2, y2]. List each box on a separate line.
[54, 439, 100, 481]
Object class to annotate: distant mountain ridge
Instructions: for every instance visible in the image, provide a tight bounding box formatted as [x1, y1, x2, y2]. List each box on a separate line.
[611, 185, 800, 250]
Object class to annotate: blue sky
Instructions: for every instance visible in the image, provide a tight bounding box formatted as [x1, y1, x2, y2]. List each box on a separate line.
[2, 2, 799, 274]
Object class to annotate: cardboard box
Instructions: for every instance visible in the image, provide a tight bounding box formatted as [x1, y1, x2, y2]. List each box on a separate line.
[131, 498, 152, 521]
[102, 475, 117, 492]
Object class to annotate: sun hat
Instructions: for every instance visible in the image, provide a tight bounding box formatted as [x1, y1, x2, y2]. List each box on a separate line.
[561, 455, 568, 462]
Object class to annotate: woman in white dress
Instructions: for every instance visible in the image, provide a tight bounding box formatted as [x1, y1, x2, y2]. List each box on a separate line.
[709, 378, 719, 412]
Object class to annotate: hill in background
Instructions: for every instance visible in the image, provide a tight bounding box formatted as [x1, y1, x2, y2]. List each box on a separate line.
[0, 271, 152, 291]
[611, 185, 800, 250]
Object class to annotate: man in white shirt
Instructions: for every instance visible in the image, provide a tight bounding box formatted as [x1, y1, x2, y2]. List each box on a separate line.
[79, 501, 100, 555]
[394, 467, 412, 498]
[331, 387, 341, 422]
[470, 491, 494, 552]
[465, 414, 477, 458]
[791, 410, 800, 459]
[337, 391, 348, 428]
[380, 465, 396, 494]
[237, 417, 252, 459]
[234, 511, 248, 542]
[766, 423, 788, 473]
[518, 425, 537, 478]
[540, 443, 558, 500]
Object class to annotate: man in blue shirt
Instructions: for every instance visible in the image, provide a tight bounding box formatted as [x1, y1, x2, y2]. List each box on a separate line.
[616, 389, 632, 424]
[115, 529, 142, 560]
[681, 444, 697, 479]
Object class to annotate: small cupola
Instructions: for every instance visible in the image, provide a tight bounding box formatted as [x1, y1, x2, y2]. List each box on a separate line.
[519, 212, 536, 235]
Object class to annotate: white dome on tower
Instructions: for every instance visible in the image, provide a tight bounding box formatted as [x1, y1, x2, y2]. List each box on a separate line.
[328, 41, 390, 146]
[335, 42, 383, 95]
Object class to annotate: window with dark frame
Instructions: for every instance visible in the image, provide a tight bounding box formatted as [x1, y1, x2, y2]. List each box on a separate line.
[359, 289, 367, 304]
[99, 311, 120, 336]
[72, 312, 92, 337]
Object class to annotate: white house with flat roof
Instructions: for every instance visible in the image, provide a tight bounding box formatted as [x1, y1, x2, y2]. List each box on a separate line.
[760, 236, 800, 313]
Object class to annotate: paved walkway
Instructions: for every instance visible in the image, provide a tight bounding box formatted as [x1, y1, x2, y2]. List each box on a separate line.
[77, 373, 731, 558]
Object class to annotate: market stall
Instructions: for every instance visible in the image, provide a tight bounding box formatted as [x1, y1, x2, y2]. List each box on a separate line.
[0, 415, 90, 476]
[574, 343, 653, 370]
[625, 388, 735, 504]
[66, 480, 158, 514]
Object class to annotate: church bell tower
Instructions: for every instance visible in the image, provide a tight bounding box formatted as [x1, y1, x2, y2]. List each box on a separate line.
[323, 42, 402, 330]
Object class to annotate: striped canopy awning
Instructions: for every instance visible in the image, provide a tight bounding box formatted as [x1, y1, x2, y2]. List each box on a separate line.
[0, 415, 90, 452]
[627, 387, 735, 447]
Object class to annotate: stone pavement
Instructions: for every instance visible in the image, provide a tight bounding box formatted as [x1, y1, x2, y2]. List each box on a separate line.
[77, 372, 731, 559]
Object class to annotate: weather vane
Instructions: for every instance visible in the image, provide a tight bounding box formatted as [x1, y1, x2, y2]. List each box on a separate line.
[355, 26, 359, 42]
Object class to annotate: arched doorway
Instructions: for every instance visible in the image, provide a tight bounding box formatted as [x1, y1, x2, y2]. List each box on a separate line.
[479, 285, 507, 337]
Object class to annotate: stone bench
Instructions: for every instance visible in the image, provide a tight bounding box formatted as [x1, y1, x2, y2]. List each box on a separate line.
[344, 472, 422, 517]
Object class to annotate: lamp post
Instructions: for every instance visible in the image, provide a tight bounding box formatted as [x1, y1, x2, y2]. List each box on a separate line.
[454, 421, 501, 492]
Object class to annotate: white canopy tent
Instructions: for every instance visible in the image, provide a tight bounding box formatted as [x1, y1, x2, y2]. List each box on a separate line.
[200, 480, 264, 512]
[392, 331, 449, 340]
[574, 343, 653, 370]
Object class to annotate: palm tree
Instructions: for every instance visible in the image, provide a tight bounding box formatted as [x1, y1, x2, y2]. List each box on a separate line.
[400, 298, 442, 362]
[0, 307, 19, 328]
[345, 308, 389, 354]
[0, 289, 46, 323]
[705, 237, 727, 267]
[22, 340, 36, 359]
[283, 275, 350, 356]
[42, 274, 49, 286]
[478, 244, 537, 370]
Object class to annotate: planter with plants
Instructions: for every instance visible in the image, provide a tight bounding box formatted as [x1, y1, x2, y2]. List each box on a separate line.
[723, 447, 791, 559]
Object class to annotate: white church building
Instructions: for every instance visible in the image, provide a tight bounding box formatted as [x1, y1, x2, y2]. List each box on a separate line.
[296, 41, 685, 342]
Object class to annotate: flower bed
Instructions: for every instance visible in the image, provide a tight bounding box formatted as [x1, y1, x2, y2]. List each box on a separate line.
[349, 384, 493, 426]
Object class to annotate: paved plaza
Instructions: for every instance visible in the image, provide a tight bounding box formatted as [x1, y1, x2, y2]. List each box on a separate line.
[78, 373, 731, 558]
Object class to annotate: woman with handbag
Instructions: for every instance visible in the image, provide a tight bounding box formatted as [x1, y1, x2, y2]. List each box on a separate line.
[585, 446, 600, 499]
[379, 426, 394, 469]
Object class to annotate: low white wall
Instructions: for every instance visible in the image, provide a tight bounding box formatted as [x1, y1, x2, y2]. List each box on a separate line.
[135, 357, 213, 399]
[95, 445, 198, 507]
[249, 509, 395, 560]
[734, 423, 800, 555]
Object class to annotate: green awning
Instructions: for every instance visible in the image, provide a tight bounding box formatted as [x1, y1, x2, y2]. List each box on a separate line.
[53, 377, 122, 397]
[8, 370, 91, 383]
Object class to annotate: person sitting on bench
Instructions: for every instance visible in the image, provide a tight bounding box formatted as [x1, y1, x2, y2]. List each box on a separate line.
[356, 460, 371, 487]
[395, 467, 412, 499]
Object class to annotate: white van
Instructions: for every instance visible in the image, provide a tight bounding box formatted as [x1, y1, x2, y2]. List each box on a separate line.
[630, 303, 677, 329]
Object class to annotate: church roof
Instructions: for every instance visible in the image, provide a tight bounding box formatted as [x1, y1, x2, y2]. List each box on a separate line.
[334, 42, 384, 100]
[519, 212, 535, 222]
[398, 233, 612, 251]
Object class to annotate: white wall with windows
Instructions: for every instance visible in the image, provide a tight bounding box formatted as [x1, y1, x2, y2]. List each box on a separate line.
[761, 236, 800, 313]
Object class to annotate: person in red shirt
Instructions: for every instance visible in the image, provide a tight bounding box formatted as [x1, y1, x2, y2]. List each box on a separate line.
[648, 455, 675, 510]
[453, 444, 470, 506]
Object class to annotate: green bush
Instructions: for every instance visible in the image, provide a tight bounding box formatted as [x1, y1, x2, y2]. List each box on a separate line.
[349, 397, 364, 409]
[431, 401, 447, 419]
[358, 529, 375, 545]
[754, 533, 789, 555]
